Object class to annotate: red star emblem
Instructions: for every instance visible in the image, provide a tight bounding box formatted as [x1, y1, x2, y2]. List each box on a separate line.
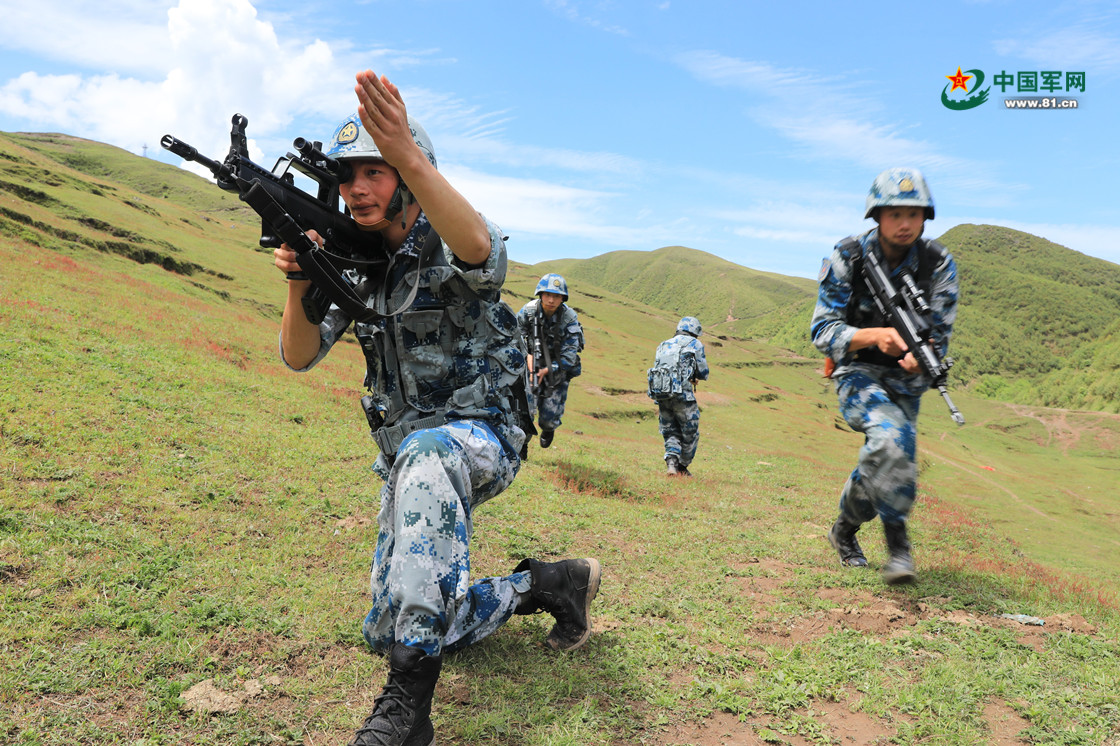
[946, 67, 972, 93]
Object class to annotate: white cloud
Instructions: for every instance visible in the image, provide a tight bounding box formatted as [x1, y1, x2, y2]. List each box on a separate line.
[442, 134, 643, 176]
[0, 0, 360, 158]
[673, 50, 1022, 212]
[716, 199, 854, 249]
[544, 0, 630, 36]
[675, 51, 937, 169]
[0, 0, 176, 76]
[443, 163, 683, 247]
[674, 50, 873, 114]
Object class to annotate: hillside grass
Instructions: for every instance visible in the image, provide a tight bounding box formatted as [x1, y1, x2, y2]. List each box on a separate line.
[2, 131, 1119, 745]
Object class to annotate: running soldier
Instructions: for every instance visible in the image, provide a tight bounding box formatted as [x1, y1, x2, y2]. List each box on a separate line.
[647, 317, 709, 477]
[811, 167, 959, 585]
[517, 273, 584, 448]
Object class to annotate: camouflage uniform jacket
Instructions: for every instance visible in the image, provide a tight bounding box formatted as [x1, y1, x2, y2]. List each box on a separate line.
[650, 334, 709, 403]
[281, 212, 527, 463]
[516, 299, 583, 377]
[810, 227, 959, 397]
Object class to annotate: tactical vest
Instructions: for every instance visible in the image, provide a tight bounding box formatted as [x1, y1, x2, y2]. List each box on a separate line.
[351, 221, 528, 458]
[530, 301, 584, 377]
[843, 236, 945, 368]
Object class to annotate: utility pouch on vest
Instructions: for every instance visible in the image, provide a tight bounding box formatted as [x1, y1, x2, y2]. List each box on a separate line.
[360, 395, 385, 432]
[647, 365, 680, 401]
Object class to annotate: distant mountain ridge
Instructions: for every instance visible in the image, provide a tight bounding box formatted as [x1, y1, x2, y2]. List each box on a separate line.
[538, 246, 816, 340]
[4, 128, 1118, 412]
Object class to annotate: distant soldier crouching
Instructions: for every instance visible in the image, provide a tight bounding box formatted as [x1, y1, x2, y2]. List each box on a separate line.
[647, 316, 710, 476]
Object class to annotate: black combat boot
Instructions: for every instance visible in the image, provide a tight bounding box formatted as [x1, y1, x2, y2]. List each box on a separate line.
[514, 558, 601, 651]
[827, 516, 868, 568]
[540, 429, 554, 448]
[677, 462, 693, 478]
[349, 643, 442, 746]
[666, 456, 680, 476]
[881, 521, 917, 585]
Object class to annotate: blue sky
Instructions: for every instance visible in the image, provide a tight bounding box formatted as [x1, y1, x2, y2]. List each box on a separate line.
[1, 0, 1118, 278]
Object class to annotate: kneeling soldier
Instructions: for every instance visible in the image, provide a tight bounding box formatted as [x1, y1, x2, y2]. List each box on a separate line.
[275, 70, 601, 746]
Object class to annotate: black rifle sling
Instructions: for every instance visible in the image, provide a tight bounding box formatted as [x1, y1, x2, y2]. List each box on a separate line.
[844, 235, 941, 366]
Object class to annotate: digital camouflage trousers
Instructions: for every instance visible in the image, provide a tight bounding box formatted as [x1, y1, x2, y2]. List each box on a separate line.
[530, 377, 570, 432]
[362, 420, 532, 656]
[834, 369, 921, 526]
[658, 398, 701, 467]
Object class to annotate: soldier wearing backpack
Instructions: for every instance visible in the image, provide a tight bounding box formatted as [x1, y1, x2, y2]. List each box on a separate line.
[647, 317, 709, 476]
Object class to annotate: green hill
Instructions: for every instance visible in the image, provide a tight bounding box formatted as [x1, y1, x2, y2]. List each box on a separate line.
[940, 224, 1120, 411]
[3, 130, 1119, 745]
[539, 245, 817, 341]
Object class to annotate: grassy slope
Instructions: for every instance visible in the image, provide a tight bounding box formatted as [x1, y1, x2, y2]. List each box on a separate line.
[2, 132, 1119, 745]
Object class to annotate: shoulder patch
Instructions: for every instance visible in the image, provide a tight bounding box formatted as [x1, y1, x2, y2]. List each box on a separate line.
[818, 257, 831, 282]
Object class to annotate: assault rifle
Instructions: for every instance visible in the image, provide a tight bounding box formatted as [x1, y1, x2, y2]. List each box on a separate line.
[161, 114, 389, 324]
[862, 248, 965, 426]
[527, 311, 560, 397]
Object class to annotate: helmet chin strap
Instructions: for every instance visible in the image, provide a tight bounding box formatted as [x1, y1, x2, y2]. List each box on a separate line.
[356, 184, 410, 232]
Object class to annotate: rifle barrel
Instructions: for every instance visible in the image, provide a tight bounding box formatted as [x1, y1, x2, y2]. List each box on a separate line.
[160, 135, 223, 175]
[939, 386, 966, 426]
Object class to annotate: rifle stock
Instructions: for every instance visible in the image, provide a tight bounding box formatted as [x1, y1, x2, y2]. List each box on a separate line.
[862, 248, 965, 426]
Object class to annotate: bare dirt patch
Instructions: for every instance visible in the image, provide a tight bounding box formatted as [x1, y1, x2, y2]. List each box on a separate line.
[180, 677, 278, 714]
[989, 611, 1098, 652]
[811, 698, 900, 744]
[735, 559, 1102, 653]
[983, 699, 1032, 744]
[336, 515, 373, 531]
[1007, 405, 1120, 455]
[648, 698, 903, 746]
[651, 710, 798, 745]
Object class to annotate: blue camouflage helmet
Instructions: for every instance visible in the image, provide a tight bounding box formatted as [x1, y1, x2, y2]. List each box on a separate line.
[325, 113, 437, 170]
[535, 273, 569, 300]
[677, 316, 702, 337]
[865, 168, 935, 220]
